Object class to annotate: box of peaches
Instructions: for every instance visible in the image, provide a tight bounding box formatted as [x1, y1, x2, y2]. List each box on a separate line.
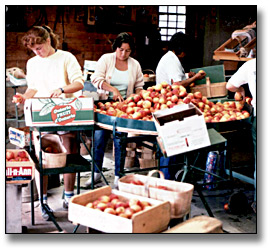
[68, 185, 171, 233]
[6, 149, 35, 184]
[118, 170, 194, 219]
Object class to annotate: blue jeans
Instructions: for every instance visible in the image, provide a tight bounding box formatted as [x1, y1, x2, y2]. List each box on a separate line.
[94, 129, 126, 176]
[159, 156, 179, 180]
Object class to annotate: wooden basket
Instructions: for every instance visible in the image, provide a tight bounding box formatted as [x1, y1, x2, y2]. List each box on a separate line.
[68, 186, 171, 233]
[118, 170, 194, 218]
[190, 82, 227, 98]
[33, 133, 67, 168]
[143, 69, 156, 82]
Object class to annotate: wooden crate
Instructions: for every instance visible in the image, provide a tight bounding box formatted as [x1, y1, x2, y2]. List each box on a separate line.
[6, 149, 35, 185]
[190, 82, 227, 98]
[124, 156, 135, 168]
[138, 158, 157, 169]
[68, 186, 171, 233]
[190, 65, 228, 98]
[213, 37, 256, 62]
[118, 171, 194, 218]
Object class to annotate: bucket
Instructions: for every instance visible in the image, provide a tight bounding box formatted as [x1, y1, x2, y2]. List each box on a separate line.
[22, 179, 38, 203]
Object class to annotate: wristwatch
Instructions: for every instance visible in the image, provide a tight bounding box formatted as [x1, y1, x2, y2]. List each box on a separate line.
[59, 88, 65, 93]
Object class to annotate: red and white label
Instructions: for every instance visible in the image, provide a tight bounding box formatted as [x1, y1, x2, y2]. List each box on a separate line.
[6, 166, 32, 177]
[51, 105, 76, 125]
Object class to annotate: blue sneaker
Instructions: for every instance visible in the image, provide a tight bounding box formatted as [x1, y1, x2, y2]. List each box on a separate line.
[41, 204, 54, 221]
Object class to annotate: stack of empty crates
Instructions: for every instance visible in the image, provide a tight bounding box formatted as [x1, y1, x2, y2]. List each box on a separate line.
[137, 141, 157, 169]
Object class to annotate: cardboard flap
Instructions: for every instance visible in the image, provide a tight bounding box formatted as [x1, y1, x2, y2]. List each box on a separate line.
[153, 104, 202, 126]
[190, 65, 226, 85]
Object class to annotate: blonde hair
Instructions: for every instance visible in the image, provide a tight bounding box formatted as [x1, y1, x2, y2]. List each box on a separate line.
[22, 25, 59, 49]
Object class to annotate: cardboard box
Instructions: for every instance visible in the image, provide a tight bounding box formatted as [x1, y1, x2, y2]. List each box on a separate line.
[8, 127, 30, 148]
[153, 103, 210, 157]
[6, 149, 35, 184]
[68, 186, 171, 233]
[24, 97, 94, 127]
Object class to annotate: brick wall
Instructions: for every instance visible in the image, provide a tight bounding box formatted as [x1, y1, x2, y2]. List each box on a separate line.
[6, 6, 158, 125]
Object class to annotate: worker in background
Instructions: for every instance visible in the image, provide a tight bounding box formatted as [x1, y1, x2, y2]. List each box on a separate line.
[156, 31, 206, 87]
[155, 31, 206, 180]
[226, 58, 256, 213]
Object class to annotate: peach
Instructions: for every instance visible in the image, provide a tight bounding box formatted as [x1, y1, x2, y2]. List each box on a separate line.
[6, 151, 15, 160]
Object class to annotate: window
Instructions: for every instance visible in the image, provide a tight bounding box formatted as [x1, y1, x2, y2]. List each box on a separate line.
[158, 6, 186, 41]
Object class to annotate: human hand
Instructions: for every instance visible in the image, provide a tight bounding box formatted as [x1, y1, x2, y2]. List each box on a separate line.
[196, 71, 206, 80]
[234, 87, 246, 102]
[50, 88, 63, 98]
[12, 93, 25, 105]
[112, 88, 124, 102]
[188, 71, 196, 78]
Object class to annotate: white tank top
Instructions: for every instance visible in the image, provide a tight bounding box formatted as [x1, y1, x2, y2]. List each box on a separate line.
[109, 68, 129, 99]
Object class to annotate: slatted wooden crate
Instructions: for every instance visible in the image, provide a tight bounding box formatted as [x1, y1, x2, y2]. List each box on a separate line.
[68, 186, 171, 233]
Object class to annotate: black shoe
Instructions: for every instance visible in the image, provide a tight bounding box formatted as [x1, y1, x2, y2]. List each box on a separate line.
[41, 203, 54, 221]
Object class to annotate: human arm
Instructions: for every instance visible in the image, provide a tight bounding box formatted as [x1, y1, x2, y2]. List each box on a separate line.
[50, 52, 84, 97]
[226, 60, 254, 101]
[226, 83, 246, 101]
[172, 71, 206, 87]
[50, 80, 84, 97]
[101, 81, 124, 102]
[12, 88, 37, 105]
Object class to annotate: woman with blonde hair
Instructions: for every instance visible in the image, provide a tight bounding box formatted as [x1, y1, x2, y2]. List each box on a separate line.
[15, 25, 84, 220]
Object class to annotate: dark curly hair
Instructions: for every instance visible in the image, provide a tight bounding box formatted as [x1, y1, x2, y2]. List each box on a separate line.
[112, 32, 135, 54]
[168, 31, 191, 55]
[22, 25, 59, 49]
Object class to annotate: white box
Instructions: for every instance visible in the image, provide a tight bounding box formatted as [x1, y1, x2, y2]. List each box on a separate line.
[153, 103, 210, 157]
[8, 127, 30, 148]
[24, 97, 94, 127]
[83, 60, 97, 81]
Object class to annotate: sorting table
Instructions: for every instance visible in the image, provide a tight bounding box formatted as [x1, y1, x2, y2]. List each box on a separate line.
[28, 124, 100, 232]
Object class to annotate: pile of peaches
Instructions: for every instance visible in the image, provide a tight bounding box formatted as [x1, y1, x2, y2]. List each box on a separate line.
[6, 150, 30, 162]
[94, 82, 251, 123]
[85, 193, 152, 219]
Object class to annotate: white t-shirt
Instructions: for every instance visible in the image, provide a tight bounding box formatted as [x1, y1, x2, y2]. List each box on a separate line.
[26, 49, 84, 98]
[156, 51, 186, 85]
[228, 58, 256, 116]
